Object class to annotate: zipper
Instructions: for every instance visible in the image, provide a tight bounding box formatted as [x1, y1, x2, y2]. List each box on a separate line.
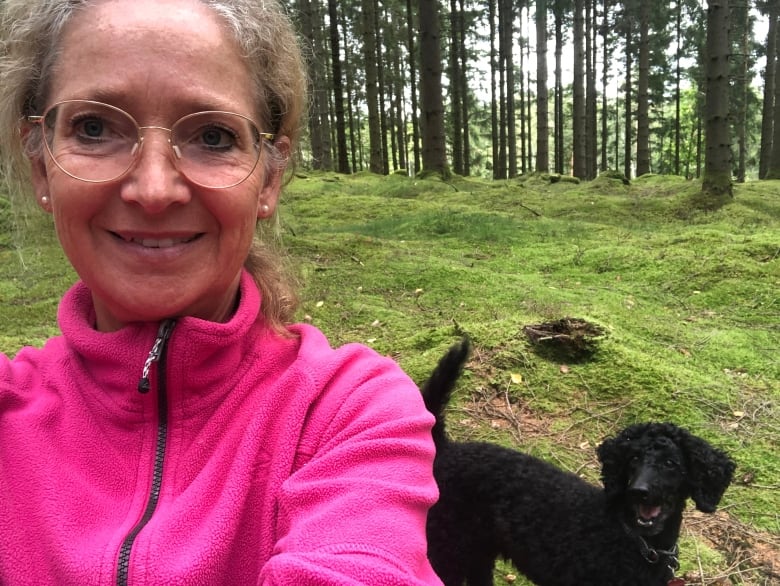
[116, 319, 176, 586]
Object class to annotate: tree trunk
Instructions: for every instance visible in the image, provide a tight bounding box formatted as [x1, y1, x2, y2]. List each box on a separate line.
[554, 1, 564, 174]
[759, 6, 777, 179]
[419, 0, 448, 175]
[536, 0, 549, 173]
[572, 0, 587, 178]
[674, 0, 682, 176]
[450, 0, 464, 175]
[490, 0, 500, 178]
[636, 0, 650, 176]
[623, 16, 633, 180]
[328, 0, 350, 173]
[459, 0, 471, 176]
[600, 0, 609, 173]
[374, 4, 389, 175]
[767, 18, 780, 179]
[734, 3, 750, 183]
[405, 0, 421, 175]
[701, 0, 733, 199]
[300, 0, 332, 170]
[585, 0, 597, 179]
[362, 0, 383, 173]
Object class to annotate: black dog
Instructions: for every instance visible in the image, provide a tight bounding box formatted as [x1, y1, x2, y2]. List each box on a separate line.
[423, 339, 736, 586]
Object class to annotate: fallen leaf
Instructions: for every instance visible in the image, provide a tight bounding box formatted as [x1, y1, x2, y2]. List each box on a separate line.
[510, 373, 523, 384]
[559, 364, 570, 374]
[315, 301, 324, 308]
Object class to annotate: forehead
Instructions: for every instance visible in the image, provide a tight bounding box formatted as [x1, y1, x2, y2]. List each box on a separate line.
[49, 0, 255, 115]
[630, 435, 682, 457]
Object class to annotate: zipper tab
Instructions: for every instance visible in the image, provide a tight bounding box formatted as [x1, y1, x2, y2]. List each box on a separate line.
[138, 319, 176, 393]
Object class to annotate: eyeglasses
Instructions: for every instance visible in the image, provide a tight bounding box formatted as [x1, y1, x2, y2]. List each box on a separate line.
[26, 100, 275, 189]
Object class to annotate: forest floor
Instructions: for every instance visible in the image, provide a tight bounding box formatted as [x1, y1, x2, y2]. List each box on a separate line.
[2, 171, 778, 584]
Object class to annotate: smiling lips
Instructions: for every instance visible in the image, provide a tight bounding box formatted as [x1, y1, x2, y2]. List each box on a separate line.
[114, 232, 201, 249]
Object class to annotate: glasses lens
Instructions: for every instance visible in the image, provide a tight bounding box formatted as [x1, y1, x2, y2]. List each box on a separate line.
[42, 101, 138, 182]
[171, 111, 261, 188]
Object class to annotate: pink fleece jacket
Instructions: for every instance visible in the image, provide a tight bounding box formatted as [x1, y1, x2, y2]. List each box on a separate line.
[0, 270, 442, 585]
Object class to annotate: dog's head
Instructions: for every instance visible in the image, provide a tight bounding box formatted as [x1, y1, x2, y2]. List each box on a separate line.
[596, 422, 736, 537]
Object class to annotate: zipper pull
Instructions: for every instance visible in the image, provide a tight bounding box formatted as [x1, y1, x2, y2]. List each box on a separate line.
[138, 319, 176, 393]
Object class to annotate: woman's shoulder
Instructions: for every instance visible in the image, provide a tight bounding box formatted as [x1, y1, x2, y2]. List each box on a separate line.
[284, 323, 423, 413]
[288, 323, 408, 380]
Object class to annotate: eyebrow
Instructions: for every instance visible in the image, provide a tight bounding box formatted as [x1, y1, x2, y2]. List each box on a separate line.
[72, 89, 249, 119]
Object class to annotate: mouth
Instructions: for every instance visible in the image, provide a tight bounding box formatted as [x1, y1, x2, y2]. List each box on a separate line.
[635, 503, 663, 527]
[112, 232, 203, 249]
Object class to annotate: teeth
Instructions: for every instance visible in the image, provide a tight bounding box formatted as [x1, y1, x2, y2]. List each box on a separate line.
[132, 237, 191, 248]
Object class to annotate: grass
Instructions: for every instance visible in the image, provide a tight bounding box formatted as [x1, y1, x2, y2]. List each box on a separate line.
[2, 172, 778, 584]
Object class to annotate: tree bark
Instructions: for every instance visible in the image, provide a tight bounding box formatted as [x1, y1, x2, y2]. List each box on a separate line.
[701, 0, 733, 199]
[636, 0, 650, 176]
[760, 6, 777, 179]
[419, 0, 448, 175]
[450, 0, 464, 175]
[362, 0, 383, 173]
[327, 0, 350, 173]
[535, 0, 549, 173]
[572, 0, 587, 178]
[405, 0, 421, 175]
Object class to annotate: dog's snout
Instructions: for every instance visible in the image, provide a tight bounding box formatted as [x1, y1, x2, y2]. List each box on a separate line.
[628, 469, 654, 500]
[627, 485, 650, 501]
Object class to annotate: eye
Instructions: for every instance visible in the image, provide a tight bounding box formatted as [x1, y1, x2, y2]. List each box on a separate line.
[80, 118, 104, 138]
[200, 126, 235, 148]
[664, 459, 678, 469]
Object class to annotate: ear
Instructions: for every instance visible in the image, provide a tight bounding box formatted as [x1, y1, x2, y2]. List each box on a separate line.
[678, 429, 736, 513]
[21, 127, 53, 213]
[597, 430, 633, 502]
[257, 136, 290, 219]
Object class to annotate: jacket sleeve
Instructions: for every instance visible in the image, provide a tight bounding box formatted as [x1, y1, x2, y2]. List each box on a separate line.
[259, 343, 443, 585]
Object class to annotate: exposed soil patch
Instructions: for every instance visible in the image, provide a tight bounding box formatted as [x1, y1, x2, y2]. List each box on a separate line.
[523, 317, 605, 362]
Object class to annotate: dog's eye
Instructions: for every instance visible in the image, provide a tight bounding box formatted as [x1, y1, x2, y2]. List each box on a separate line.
[664, 459, 677, 469]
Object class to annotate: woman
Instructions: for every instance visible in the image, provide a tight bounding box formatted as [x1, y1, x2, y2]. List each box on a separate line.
[0, 1, 442, 584]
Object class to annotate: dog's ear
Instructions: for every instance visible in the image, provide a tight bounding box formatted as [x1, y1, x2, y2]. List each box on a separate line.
[597, 426, 640, 502]
[676, 428, 736, 513]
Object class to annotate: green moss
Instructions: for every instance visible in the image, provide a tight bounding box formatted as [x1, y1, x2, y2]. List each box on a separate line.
[3, 173, 778, 584]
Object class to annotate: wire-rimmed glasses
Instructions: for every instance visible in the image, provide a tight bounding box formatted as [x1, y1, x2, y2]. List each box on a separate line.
[26, 100, 275, 189]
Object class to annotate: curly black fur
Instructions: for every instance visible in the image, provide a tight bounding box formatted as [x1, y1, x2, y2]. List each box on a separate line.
[423, 339, 736, 586]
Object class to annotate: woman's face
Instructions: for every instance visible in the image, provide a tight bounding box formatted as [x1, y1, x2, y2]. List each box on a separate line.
[29, 0, 285, 332]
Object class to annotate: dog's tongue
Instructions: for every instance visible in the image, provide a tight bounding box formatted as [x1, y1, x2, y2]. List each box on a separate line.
[639, 504, 661, 520]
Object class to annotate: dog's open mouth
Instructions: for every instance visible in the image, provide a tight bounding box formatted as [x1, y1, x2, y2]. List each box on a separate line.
[635, 503, 662, 527]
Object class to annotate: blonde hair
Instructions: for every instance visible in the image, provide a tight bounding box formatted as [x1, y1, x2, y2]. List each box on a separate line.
[0, 0, 308, 332]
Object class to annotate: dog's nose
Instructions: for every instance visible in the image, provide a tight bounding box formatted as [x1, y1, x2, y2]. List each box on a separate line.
[628, 469, 653, 500]
[627, 485, 650, 501]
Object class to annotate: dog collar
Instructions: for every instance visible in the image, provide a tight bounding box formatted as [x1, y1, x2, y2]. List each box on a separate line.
[621, 522, 681, 582]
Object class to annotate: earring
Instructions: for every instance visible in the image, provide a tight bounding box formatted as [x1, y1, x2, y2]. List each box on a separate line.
[260, 203, 270, 216]
[40, 195, 50, 206]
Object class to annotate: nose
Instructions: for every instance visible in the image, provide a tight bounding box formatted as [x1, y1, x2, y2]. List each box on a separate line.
[120, 128, 191, 213]
[628, 468, 654, 501]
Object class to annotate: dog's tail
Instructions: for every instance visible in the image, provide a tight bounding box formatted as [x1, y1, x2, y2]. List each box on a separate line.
[421, 338, 471, 446]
